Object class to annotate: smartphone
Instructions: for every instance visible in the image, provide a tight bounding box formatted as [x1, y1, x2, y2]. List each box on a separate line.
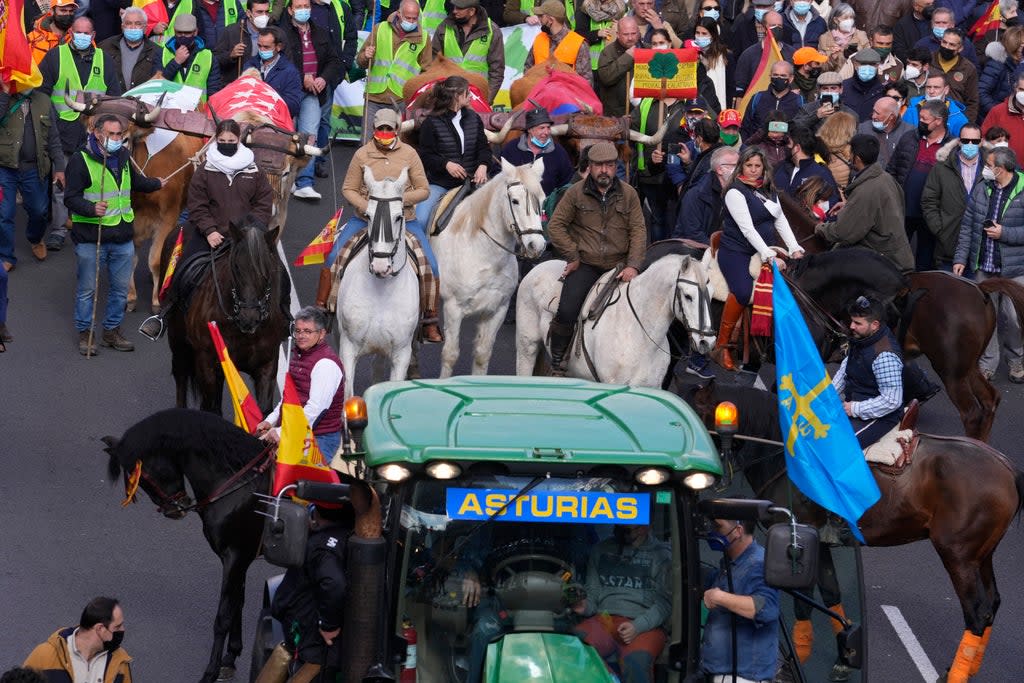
[819, 95, 834, 106]
[983, 219, 996, 228]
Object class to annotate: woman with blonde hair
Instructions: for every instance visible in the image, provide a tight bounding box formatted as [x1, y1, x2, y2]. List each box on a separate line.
[817, 3, 869, 73]
[817, 110, 858, 190]
[712, 147, 804, 370]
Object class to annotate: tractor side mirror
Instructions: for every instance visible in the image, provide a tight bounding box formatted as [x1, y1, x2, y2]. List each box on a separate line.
[763, 521, 819, 589]
[837, 620, 864, 668]
[261, 500, 309, 568]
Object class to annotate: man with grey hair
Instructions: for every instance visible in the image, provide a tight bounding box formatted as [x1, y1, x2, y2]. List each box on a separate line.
[99, 6, 162, 92]
[857, 96, 912, 166]
[256, 306, 347, 456]
[954, 146, 1024, 382]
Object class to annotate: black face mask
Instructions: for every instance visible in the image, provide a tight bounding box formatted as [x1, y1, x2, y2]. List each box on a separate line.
[770, 76, 789, 92]
[808, 67, 822, 78]
[217, 142, 239, 157]
[540, 23, 552, 35]
[769, 26, 783, 42]
[1007, 14, 1020, 26]
[53, 13, 74, 30]
[177, 36, 195, 50]
[938, 46, 956, 60]
[918, 121, 932, 138]
[102, 631, 125, 653]
[453, 14, 471, 25]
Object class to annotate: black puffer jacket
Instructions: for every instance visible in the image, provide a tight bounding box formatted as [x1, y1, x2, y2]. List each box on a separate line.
[417, 107, 491, 189]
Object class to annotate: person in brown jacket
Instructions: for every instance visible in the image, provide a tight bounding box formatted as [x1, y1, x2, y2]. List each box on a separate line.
[23, 596, 133, 683]
[546, 141, 647, 375]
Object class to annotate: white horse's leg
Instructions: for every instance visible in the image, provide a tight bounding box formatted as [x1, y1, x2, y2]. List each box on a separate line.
[338, 332, 358, 400]
[515, 280, 545, 376]
[471, 303, 509, 375]
[389, 343, 413, 382]
[439, 300, 464, 378]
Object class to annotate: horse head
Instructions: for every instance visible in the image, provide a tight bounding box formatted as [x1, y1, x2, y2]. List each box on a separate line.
[226, 216, 279, 335]
[498, 158, 547, 259]
[364, 167, 409, 277]
[102, 435, 193, 519]
[674, 255, 717, 355]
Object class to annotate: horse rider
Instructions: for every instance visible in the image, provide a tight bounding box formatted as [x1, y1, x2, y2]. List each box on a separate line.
[524, 0, 592, 85]
[139, 118, 275, 341]
[356, 0, 433, 143]
[832, 295, 904, 448]
[546, 141, 646, 376]
[713, 146, 804, 371]
[431, 0, 505, 105]
[255, 306, 345, 456]
[318, 108, 443, 342]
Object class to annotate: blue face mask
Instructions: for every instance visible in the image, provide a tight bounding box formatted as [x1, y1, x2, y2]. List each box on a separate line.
[754, 8, 767, 22]
[259, 48, 276, 61]
[703, 7, 719, 20]
[72, 32, 92, 50]
[531, 136, 551, 148]
[123, 27, 145, 42]
[105, 138, 123, 153]
[705, 529, 735, 552]
[293, 8, 311, 22]
[793, 1, 811, 15]
[693, 36, 712, 48]
[961, 142, 980, 159]
[871, 119, 887, 131]
[857, 65, 877, 82]
[933, 26, 947, 40]
[400, 20, 418, 32]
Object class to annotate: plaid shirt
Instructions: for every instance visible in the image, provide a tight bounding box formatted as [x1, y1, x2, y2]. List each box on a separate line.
[981, 183, 1010, 273]
[832, 351, 903, 420]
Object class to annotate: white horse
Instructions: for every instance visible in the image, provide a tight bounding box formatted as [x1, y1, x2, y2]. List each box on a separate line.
[336, 168, 421, 398]
[515, 253, 717, 385]
[431, 157, 548, 377]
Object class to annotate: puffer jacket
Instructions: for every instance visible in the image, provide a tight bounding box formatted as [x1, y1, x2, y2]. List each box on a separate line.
[921, 139, 983, 262]
[417, 107, 491, 189]
[24, 627, 133, 683]
[955, 171, 1024, 277]
[979, 44, 1023, 119]
[186, 163, 274, 238]
[548, 175, 647, 270]
[341, 139, 430, 221]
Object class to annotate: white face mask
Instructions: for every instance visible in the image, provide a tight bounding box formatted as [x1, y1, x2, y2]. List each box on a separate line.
[839, 18, 855, 32]
[1016, 91, 1024, 106]
[252, 14, 270, 28]
[904, 65, 921, 80]
[993, 141, 1010, 148]
[983, 167, 997, 181]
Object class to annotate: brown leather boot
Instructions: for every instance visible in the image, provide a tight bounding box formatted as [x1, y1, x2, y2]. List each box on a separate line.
[314, 267, 333, 309]
[711, 294, 744, 371]
[422, 309, 443, 343]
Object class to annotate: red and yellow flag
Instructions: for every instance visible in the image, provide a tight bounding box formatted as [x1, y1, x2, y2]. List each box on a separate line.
[134, 0, 170, 36]
[737, 30, 784, 118]
[272, 373, 340, 495]
[207, 321, 264, 433]
[0, 0, 43, 94]
[159, 227, 184, 300]
[970, 0, 1001, 37]
[294, 207, 342, 266]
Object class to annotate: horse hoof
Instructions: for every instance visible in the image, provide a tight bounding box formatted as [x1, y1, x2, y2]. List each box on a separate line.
[216, 666, 236, 681]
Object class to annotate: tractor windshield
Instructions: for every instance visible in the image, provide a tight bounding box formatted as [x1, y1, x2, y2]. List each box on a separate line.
[395, 476, 684, 681]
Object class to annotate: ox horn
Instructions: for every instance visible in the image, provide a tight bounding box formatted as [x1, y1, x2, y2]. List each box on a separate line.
[549, 123, 569, 137]
[143, 104, 161, 123]
[399, 118, 416, 133]
[484, 114, 518, 145]
[64, 93, 88, 113]
[628, 120, 670, 146]
[303, 144, 323, 157]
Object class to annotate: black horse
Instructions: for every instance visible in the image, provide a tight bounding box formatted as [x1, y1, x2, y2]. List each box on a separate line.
[103, 409, 273, 683]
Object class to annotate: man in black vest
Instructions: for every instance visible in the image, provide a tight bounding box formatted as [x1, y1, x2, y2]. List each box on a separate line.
[831, 295, 904, 447]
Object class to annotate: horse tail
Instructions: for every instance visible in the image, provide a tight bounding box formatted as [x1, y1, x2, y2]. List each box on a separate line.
[979, 277, 1024, 334]
[895, 288, 926, 346]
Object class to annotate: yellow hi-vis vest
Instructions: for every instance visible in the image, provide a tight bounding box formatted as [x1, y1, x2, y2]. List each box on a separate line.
[74, 152, 135, 226]
[519, 0, 574, 28]
[442, 19, 493, 76]
[366, 21, 426, 98]
[636, 98, 654, 171]
[165, 0, 241, 41]
[422, 0, 447, 34]
[161, 47, 213, 99]
[52, 44, 107, 122]
[588, 18, 612, 70]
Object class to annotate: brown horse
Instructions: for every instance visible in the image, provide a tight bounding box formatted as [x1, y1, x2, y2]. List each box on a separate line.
[685, 380, 1024, 683]
[779, 195, 1024, 441]
[164, 216, 287, 414]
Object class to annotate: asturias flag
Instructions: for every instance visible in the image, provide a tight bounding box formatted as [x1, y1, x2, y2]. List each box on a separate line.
[272, 373, 340, 495]
[0, 0, 44, 94]
[772, 262, 880, 542]
[737, 29, 783, 118]
[207, 321, 264, 433]
[294, 208, 342, 266]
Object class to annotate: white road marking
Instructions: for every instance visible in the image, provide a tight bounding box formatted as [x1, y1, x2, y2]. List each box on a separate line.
[881, 604, 939, 682]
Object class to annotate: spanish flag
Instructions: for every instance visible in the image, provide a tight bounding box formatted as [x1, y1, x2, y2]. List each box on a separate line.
[0, 0, 43, 94]
[207, 321, 264, 433]
[969, 0, 1001, 38]
[737, 29, 784, 118]
[294, 207, 342, 266]
[134, 0, 170, 37]
[272, 373, 340, 496]
[159, 227, 184, 300]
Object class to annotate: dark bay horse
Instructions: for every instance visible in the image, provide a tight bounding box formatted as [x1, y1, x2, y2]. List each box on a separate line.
[103, 409, 273, 683]
[164, 217, 288, 414]
[684, 380, 1024, 683]
[779, 195, 1024, 441]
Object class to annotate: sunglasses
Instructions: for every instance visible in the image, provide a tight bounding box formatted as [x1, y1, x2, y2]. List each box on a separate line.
[960, 138, 981, 144]
[702, 5, 720, 10]
[853, 295, 872, 311]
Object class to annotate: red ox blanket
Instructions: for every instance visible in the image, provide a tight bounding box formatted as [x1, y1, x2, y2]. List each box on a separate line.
[208, 75, 294, 131]
[524, 71, 603, 117]
[407, 80, 491, 113]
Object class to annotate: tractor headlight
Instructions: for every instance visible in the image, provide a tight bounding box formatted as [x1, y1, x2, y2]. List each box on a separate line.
[683, 471, 717, 490]
[377, 463, 412, 483]
[425, 461, 461, 480]
[635, 467, 670, 486]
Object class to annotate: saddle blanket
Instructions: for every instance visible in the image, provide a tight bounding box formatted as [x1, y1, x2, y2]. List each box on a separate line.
[864, 425, 915, 466]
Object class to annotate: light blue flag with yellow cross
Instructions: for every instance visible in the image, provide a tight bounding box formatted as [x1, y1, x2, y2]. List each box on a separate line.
[772, 262, 881, 543]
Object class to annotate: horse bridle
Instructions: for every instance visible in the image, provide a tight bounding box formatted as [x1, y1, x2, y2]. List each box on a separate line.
[480, 180, 546, 257]
[367, 194, 405, 274]
[209, 245, 273, 333]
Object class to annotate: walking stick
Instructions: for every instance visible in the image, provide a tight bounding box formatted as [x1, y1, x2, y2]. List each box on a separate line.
[237, 20, 245, 80]
[87, 142, 109, 358]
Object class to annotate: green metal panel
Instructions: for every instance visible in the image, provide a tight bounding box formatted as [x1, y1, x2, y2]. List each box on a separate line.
[483, 632, 616, 682]
[361, 376, 722, 476]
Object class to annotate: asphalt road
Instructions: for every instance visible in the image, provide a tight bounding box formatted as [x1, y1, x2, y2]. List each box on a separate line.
[1, 142, 1022, 682]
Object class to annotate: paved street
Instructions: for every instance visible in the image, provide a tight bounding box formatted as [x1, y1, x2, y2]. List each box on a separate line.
[1, 142, 1022, 681]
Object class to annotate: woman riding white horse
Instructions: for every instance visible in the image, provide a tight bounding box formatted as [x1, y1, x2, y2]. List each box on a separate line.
[431, 157, 548, 377]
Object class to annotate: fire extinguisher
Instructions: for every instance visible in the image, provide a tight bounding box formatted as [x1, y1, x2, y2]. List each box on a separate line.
[400, 620, 417, 682]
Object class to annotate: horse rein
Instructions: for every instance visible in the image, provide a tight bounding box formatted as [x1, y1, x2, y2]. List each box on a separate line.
[367, 194, 405, 274]
[209, 243, 273, 332]
[480, 180, 546, 257]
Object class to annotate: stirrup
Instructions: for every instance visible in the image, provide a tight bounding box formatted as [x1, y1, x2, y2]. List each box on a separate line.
[138, 315, 166, 342]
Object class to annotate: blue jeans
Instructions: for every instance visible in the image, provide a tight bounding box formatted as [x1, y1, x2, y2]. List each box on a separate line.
[414, 183, 450, 231]
[0, 264, 8, 324]
[0, 166, 50, 266]
[326, 216, 439, 276]
[314, 431, 341, 460]
[74, 240, 134, 331]
[295, 94, 323, 190]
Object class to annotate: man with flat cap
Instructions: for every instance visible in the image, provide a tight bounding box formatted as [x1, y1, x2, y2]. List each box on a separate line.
[161, 13, 222, 101]
[792, 70, 858, 133]
[500, 107, 575, 194]
[545, 141, 646, 376]
[840, 47, 886, 122]
[524, 0, 591, 85]
[432, 0, 505, 104]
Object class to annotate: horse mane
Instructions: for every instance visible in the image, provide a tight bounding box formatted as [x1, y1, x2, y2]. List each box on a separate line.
[640, 240, 706, 271]
[233, 215, 276, 285]
[786, 247, 908, 291]
[448, 163, 544, 235]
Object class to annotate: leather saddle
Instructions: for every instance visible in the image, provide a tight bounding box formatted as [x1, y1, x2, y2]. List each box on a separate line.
[429, 180, 474, 236]
[172, 245, 231, 308]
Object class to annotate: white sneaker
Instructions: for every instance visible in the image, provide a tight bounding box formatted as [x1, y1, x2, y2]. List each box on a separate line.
[292, 186, 321, 200]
